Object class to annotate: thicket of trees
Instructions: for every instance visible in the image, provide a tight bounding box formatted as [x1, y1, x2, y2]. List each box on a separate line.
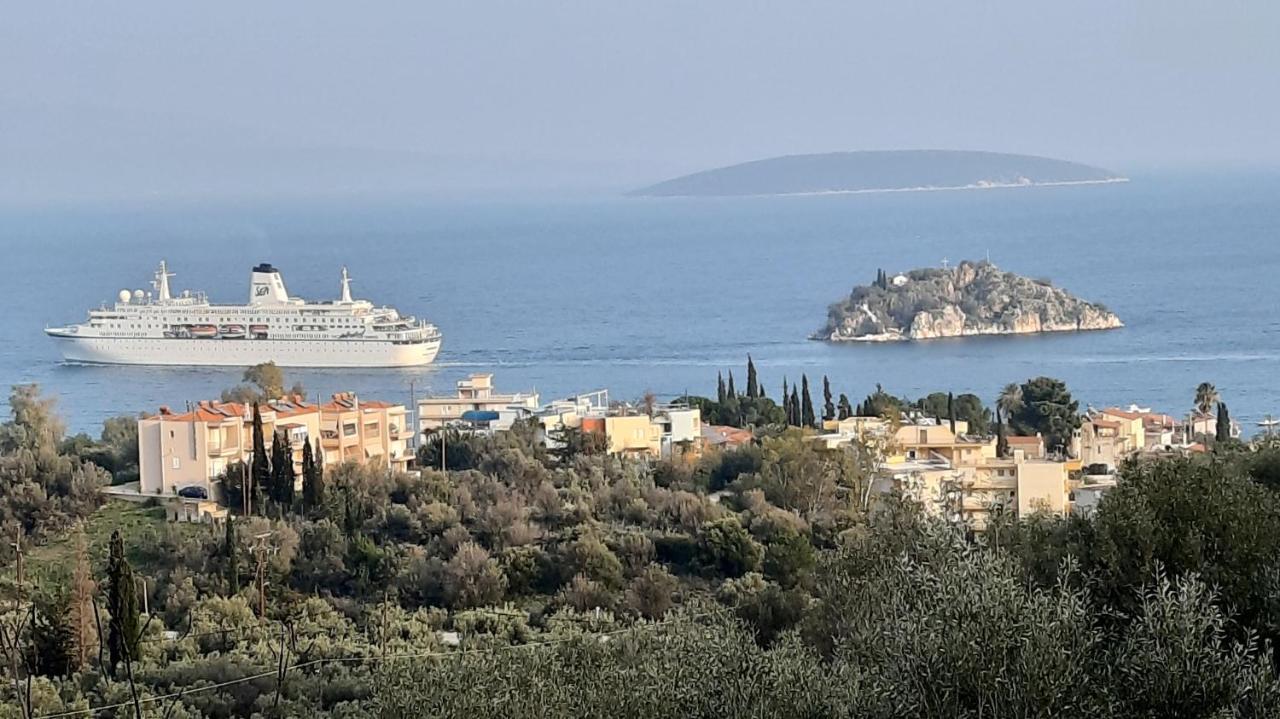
[5, 380, 1280, 717]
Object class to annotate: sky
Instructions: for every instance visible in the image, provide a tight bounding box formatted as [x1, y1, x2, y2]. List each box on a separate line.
[2, 1, 1278, 202]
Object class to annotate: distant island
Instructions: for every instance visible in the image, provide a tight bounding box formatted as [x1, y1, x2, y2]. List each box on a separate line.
[817, 260, 1123, 342]
[631, 150, 1126, 197]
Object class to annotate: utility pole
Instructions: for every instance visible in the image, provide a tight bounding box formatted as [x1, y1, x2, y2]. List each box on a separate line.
[11, 531, 22, 589]
[408, 380, 417, 453]
[251, 532, 275, 619]
[245, 448, 254, 517]
[136, 577, 149, 617]
[380, 590, 389, 658]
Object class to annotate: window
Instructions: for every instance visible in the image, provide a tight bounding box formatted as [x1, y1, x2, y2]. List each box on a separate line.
[171, 457, 180, 469]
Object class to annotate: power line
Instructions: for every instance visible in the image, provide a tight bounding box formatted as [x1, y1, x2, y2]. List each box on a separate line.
[32, 609, 724, 719]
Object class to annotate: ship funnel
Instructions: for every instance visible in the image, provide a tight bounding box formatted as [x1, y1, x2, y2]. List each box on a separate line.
[250, 263, 290, 305]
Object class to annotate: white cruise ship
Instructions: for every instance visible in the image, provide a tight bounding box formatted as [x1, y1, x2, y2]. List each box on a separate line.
[46, 262, 442, 367]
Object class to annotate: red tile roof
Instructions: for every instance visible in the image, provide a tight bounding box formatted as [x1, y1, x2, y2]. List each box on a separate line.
[703, 425, 753, 446]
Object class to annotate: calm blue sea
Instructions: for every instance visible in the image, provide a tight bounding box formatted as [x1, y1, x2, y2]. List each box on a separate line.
[2, 172, 1279, 435]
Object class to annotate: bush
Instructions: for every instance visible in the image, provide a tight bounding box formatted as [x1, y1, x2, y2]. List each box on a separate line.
[698, 516, 763, 578]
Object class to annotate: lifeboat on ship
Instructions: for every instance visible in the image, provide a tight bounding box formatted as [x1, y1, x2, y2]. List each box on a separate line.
[189, 325, 218, 338]
[249, 324, 269, 338]
[219, 324, 246, 337]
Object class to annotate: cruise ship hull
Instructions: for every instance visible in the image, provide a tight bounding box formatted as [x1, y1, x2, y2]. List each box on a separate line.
[48, 334, 441, 368]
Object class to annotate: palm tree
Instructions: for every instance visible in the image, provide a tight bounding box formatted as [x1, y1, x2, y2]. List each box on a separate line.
[997, 383, 1024, 418]
[1194, 382, 1219, 417]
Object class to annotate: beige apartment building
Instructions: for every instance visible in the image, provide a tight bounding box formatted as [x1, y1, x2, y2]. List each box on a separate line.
[591, 407, 701, 459]
[137, 393, 410, 522]
[818, 417, 1070, 530]
[319, 393, 413, 471]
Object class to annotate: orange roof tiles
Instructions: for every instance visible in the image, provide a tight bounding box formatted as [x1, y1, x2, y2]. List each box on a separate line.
[152, 394, 401, 424]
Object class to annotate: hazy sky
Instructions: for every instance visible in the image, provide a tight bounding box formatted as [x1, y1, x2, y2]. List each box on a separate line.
[2, 1, 1278, 201]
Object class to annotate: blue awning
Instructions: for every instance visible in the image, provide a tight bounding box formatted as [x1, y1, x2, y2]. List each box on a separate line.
[460, 410, 500, 422]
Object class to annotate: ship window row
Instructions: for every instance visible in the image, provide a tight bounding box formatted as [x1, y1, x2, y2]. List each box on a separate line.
[97, 318, 364, 327]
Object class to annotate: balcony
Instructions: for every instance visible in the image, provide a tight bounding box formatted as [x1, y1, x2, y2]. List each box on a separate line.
[206, 443, 242, 458]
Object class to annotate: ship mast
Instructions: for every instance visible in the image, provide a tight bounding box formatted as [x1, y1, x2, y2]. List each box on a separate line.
[340, 266, 353, 303]
[153, 261, 174, 301]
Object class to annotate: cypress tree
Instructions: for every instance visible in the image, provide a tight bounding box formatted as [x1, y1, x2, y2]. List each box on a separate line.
[225, 515, 239, 594]
[790, 387, 801, 427]
[302, 438, 325, 514]
[948, 392, 956, 434]
[838, 394, 853, 420]
[342, 486, 359, 538]
[801, 375, 816, 428]
[781, 378, 789, 421]
[822, 375, 835, 421]
[30, 595, 74, 677]
[106, 530, 140, 677]
[727, 370, 737, 399]
[746, 355, 758, 399]
[269, 431, 285, 508]
[250, 402, 270, 513]
[270, 431, 295, 509]
[996, 408, 1009, 458]
[717, 372, 726, 404]
[67, 530, 97, 672]
[1216, 402, 1232, 443]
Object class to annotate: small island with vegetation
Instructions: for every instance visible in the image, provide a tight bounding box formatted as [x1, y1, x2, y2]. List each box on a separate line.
[631, 150, 1126, 197]
[818, 260, 1123, 342]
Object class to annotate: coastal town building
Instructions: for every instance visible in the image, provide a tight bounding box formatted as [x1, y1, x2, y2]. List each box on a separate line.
[531, 390, 610, 449]
[1005, 434, 1046, 459]
[319, 393, 413, 472]
[1071, 404, 1236, 471]
[702, 424, 754, 449]
[416, 373, 540, 433]
[1096, 408, 1148, 453]
[816, 417, 1071, 531]
[595, 406, 702, 459]
[1073, 417, 1133, 472]
[1187, 410, 1242, 440]
[136, 393, 410, 522]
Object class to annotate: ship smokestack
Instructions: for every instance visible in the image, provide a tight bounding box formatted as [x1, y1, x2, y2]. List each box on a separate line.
[249, 263, 290, 305]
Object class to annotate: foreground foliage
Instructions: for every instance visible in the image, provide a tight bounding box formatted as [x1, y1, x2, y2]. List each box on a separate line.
[4, 385, 1280, 717]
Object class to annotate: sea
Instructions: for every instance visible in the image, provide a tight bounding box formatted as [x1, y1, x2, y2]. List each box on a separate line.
[2, 171, 1279, 436]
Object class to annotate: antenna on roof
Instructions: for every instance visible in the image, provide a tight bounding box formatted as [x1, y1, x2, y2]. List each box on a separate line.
[340, 267, 353, 303]
[153, 260, 174, 301]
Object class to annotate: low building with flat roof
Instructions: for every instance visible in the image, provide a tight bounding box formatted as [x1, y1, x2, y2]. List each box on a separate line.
[417, 373, 540, 433]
